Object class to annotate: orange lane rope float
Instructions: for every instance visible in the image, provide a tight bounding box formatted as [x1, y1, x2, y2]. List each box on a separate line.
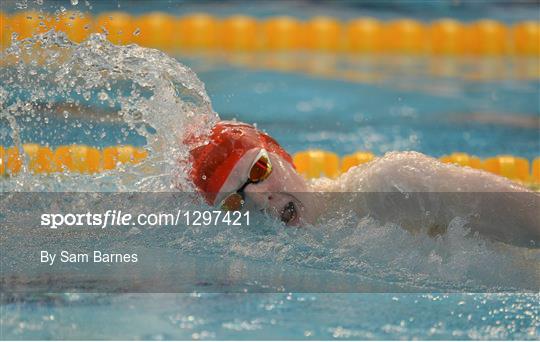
[1, 145, 539, 186]
[294, 150, 540, 186]
[0, 145, 148, 175]
[1, 11, 539, 55]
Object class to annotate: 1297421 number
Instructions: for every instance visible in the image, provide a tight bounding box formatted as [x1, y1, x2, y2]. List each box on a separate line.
[183, 210, 250, 226]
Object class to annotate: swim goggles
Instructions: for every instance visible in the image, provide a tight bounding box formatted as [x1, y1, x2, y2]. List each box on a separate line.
[219, 149, 273, 211]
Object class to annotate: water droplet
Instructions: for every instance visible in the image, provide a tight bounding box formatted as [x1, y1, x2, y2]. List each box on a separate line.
[71, 0, 79, 5]
[16, 0, 28, 9]
[98, 91, 109, 101]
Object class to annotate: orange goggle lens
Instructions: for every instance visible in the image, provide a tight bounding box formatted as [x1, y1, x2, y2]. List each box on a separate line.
[249, 152, 272, 183]
[220, 192, 244, 211]
[220, 150, 273, 211]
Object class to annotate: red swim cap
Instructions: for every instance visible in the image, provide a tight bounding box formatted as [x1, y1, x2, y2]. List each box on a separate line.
[189, 121, 294, 204]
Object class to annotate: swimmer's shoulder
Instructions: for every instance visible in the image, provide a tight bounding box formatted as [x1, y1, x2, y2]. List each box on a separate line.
[332, 151, 427, 191]
[326, 151, 531, 193]
[358, 151, 531, 192]
[336, 151, 472, 192]
[341, 151, 436, 177]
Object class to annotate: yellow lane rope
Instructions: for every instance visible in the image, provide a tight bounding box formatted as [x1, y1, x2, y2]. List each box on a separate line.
[0, 11, 538, 55]
[1, 145, 539, 186]
[0, 144, 148, 174]
[294, 150, 540, 186]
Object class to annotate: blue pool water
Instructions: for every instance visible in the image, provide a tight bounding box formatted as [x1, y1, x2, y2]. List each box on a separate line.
[196, 62, 540, 159]
[4, 293, 539, 340]
[2, 51, 539, 340]
[7, 58, 540, 160]
[5, 0, 537, 23]
[2, 1, 540, 340]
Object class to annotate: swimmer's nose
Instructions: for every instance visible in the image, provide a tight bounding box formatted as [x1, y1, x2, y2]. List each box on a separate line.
[243, 186, 294, 218]
[243, 186, 272, 209]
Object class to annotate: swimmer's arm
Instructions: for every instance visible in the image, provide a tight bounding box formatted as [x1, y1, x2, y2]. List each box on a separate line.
[346, 152, 540, 246]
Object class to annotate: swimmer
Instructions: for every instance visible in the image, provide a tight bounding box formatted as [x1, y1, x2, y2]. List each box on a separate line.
[187, 121, 540, 247]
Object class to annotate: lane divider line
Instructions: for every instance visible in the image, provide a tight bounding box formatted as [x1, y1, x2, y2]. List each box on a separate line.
[1, 144, 539, 186]
[1, 11, 538, 55]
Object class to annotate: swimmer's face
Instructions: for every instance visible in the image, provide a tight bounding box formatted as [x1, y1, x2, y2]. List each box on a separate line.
[214, 148, 317, 226]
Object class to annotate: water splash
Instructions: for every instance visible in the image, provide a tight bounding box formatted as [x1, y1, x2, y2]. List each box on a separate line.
[164, 207, 539, 292]
[1, 30, 218, 191]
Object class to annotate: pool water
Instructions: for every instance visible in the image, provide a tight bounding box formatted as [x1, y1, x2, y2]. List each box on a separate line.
[4, 293, 539, 340]
[2, 45, 539, 341]
[192, 58, 540, 160]
[1, 1, 540, 340]
[6, 55, 539, 159]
